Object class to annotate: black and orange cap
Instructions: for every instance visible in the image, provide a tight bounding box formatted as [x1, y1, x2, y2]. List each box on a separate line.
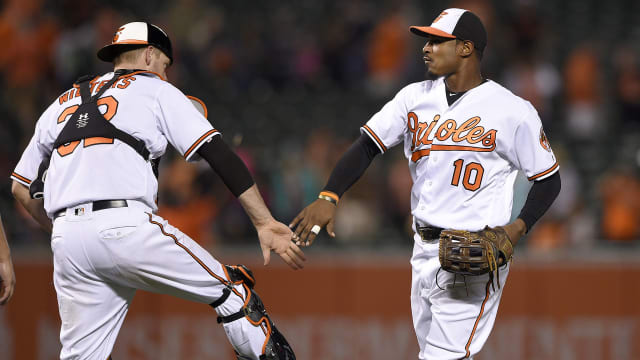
[97, 22, 173, 64]
[410, 8, 487, 52]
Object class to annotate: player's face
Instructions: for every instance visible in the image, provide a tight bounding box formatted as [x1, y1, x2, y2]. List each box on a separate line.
[148, 49, 171, 80]
[422, 36, 460, 78]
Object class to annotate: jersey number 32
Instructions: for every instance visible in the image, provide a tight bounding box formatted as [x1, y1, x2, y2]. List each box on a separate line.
[55, 96, 118, 156]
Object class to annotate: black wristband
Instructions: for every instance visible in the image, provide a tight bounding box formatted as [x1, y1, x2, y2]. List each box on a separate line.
[196, 136, 255, 197]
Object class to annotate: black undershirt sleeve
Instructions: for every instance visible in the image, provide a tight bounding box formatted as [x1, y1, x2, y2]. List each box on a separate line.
[517, 171, 561, 232]
[324, 133, 382, 197]
[196, 136, 255, 197]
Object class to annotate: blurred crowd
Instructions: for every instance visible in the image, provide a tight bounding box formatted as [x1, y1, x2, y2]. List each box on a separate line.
[1, 0, 639, 253]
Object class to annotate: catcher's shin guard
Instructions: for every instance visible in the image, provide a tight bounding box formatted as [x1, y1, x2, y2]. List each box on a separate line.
[212, 265, 295, 360]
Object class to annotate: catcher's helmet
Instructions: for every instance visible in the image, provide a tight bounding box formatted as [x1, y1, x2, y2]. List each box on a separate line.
[97, 22, 173, 64]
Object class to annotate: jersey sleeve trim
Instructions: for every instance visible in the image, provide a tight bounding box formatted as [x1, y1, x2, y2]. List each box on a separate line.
[361, 125, 388, 153]
[11, 172, 32, 185]
[184, 129, 220, 160]
[186, 95, 208, 118]
[527, 161, 559, 181]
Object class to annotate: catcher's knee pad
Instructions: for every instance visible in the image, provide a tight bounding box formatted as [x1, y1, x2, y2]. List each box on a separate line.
[213, 265, 295, 360]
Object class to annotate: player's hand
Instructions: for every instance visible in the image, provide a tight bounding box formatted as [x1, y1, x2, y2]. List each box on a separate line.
[289, 199, 337, 246]
[0, 257, 15, 305]
[257, 220, 306, 270]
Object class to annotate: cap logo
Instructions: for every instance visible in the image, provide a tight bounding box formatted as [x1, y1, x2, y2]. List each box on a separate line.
[433, 11, 448, 23]
[112, 27, 125, 43]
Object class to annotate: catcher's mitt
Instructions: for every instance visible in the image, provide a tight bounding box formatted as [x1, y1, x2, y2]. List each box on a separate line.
[438, 226, 513, 281]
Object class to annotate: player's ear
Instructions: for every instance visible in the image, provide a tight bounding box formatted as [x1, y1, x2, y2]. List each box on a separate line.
[145, 46, 154, 65]
[457, 40, 475, 58]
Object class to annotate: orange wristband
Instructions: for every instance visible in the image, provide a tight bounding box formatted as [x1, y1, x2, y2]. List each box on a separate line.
[318, 191, 339, 205]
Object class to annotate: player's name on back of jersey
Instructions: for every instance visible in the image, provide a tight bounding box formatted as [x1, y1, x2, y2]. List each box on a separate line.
[58, 75, 137, 105]
[408, 113, 496, 162]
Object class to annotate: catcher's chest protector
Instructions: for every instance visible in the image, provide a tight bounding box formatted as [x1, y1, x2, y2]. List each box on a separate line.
[30, 70, 160, 198]
[52, 70, 151, 161]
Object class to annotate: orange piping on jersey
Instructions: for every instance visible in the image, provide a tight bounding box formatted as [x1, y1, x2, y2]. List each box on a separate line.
[464, 278, 492, 358]
[411, 149, 431, 162]
[146, 213, 243, 298]
[91, 70, 166, 84]
[319, 191, 339, 202]
[430, 144, 496, 152]
[527, 161, 559, 181]
[362, 125, 387, 152]
[183, 129, 219, 159]
[118, 70, 166, 82]
[11, 172, 32, 185]
[186, 95, 208, 119]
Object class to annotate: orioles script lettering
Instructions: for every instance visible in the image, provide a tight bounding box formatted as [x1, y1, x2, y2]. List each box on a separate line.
[407, 113, 497, 162]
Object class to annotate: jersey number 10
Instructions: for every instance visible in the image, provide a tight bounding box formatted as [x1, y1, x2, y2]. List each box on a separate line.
[56, 96, 118, 156]
[451, 159, 484, 191]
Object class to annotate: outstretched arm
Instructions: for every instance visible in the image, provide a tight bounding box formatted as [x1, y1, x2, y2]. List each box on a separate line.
[290, 133, 381, 245]
[237, 184, 305, 269]
[0, 214, 16, 305]
[11, 181, 52, 233]
[196, 137, 305, 269]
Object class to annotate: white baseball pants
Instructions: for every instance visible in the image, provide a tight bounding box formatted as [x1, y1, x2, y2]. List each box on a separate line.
[50, 201, 263, 359]
[410, 240, 509, 359]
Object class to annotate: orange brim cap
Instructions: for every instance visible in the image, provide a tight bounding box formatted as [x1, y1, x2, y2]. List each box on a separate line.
[409, 26, 456, 39]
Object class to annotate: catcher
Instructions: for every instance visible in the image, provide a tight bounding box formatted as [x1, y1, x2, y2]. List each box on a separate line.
[11, 21, 303, 359]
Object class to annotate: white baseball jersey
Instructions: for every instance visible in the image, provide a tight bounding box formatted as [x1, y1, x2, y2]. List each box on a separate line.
[11, 69, 276, 359]
[11, 71, 220, 216]
[362, 77, 558, 232]
[363, 77, 558, 359]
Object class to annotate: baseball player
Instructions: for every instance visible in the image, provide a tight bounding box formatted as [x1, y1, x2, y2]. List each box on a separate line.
[0, 214, 16, 306]
[10, 22, 303, 359]
[291, 8, 561, 359]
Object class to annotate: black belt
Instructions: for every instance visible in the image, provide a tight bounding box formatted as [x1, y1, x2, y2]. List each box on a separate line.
[417, 225, 443, 242]
[53, 200, 128, 220]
